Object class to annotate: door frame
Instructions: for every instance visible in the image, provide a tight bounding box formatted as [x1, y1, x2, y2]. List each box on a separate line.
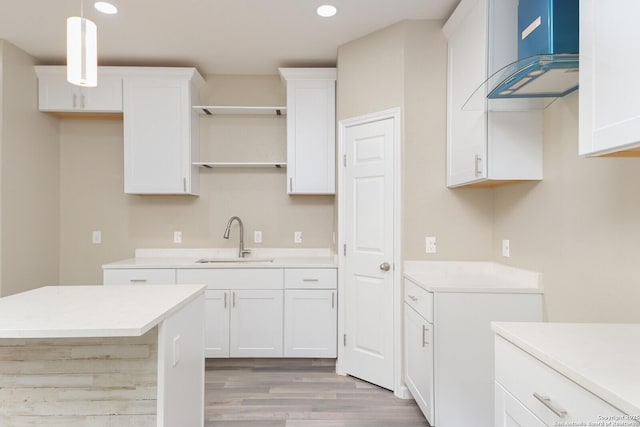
[336, 107, 407, 399]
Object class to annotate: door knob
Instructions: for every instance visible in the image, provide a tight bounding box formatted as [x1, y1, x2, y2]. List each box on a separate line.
[379, 262, 391, 271]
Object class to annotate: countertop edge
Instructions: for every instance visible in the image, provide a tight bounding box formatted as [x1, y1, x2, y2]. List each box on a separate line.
[403, 272, 544, 294]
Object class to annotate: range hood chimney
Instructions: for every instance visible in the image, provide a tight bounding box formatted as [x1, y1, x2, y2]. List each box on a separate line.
[487, 0, 579, 100]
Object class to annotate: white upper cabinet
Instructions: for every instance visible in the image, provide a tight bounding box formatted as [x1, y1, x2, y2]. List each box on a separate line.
[35, 66, 122, 114]
[122, 68, 204, 195]
[279, 68, 336, 195]
[579, 0, 640, 157]
[443, 0, 543, 188]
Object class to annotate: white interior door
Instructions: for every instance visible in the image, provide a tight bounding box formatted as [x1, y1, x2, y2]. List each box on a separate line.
[343, 116, 395, 390]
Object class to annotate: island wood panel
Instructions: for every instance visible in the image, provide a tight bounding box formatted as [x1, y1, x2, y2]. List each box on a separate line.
[0, 329, 159, 426]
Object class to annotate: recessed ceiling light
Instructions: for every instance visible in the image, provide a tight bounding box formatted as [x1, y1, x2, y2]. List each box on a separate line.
[316, 5, 337, 18]
[94, 1, 118, 14]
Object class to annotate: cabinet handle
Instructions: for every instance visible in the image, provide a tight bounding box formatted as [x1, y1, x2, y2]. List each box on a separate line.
[474, 154, 483, 177]
[130, 279, 147, 284]
[331, 292, 335, 309]
[289, 177, 293, 192]
[533, 393, 567, 418]
[72, 93, 77, 109]
[232, 292, 236, 308]
[408, 295, 418, 302]
[422, 324, 429, 347]
[183, 177, 187, 193]
[80, 94, 85, 109]
[224, 292, 227, 309]
[303, 279, 319, 282]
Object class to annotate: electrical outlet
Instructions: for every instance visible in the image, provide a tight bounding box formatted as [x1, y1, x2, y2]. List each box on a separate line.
[174, 231, 182, 244]
[294, 231, 303, 244]
[502, 239, 510, 257]
[254, 231, 263, 244]
[425, 236, 437, 253]
[92, 230, 102, 244]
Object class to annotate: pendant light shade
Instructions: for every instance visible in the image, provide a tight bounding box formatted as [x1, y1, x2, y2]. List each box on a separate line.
[67, 16, 97, 87]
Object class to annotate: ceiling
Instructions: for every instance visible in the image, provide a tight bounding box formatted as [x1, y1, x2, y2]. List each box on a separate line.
[0, 0, 459, 75]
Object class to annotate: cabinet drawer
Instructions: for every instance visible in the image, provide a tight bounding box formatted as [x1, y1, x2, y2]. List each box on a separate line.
[103, 268, 176, 285]
[284, 268, 337, 289]
[495, 336, 632, 425]
[177, 269, 284, 290]
[404, 279, 433, 323]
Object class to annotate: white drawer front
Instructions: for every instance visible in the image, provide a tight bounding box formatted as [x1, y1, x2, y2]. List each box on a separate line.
[103, 268, 176, 285]
[495, 336, 632, 425]
[404, 279, 433, 323]
[177, 269, 283, 290]
[284, 268, 337, 289]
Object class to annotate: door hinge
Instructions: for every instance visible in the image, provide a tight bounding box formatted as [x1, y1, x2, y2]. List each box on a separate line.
[343, 334, 347, 346]
[343, 154, 347, 167]
[343, 244, 346, 256]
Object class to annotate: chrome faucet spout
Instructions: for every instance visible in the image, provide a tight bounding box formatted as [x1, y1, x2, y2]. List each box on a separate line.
[223, 216, 251, 258]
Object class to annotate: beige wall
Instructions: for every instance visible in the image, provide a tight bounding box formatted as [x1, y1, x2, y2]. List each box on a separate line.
[59, 74, 335, 285]
[337, 20, 493, 262]
[338, 20, 640, 323]
[493, 92, 640, 322]
[0, 40, 60, 296]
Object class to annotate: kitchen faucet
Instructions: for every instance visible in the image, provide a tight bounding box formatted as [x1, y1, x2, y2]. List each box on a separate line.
[223, 216, 251, 258]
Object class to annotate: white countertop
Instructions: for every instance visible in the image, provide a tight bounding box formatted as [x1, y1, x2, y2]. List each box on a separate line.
[493, 322, 640, 416]
[102, 248, 337, 269]
[404, 261, 543, 293]
[0, 285, 205, 339]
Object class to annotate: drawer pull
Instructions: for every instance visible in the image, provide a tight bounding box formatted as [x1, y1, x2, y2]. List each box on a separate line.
[303, 279, 319, 282]
[331, 292, 335, 309]
[533, 393, 567, 418]
[422, 325, 429, 347]
[408, 295, 418, 302]
[130, 279, 147, 283]
[224, 292, 227, 309]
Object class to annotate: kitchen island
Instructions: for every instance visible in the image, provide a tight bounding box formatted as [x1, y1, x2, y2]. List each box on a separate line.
[0, 285, 206, 427]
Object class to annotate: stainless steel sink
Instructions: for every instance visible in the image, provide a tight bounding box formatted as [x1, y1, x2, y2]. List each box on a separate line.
[195, 257, 274, 264]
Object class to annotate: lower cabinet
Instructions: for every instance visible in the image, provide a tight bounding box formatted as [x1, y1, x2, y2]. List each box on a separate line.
[204, 290, 230, 358]
[230, 289, 283, 357]
[284, 289, 337, 357]
[403, 277, 543, 427]
[204, 289, 283, 358]
[404, 303, 434, 424]
[495, 335, 632, 426]
[105, 267, 338, 358]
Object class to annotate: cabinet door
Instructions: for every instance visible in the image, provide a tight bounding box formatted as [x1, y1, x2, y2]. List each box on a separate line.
[229, 290, 283, 357]
[579, 0, 640, 156]
[404, 304, 434, 425]
[284, 289, 336, 358]
[495, 382, 546, 427]
[205, 290, 230, 358]
[446, 0, 488, 187]
[123, 77, 194, 194]
[103, 268, 176, 285]
[36, 67, 122, 113]
[284, 75, 336, 195]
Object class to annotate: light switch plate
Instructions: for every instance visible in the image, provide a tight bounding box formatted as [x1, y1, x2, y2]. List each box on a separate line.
[294, 231, 303, 244]
[254, 231, 262, 244]
[92, 230, 101, 244]
[174, 231, 182, 244]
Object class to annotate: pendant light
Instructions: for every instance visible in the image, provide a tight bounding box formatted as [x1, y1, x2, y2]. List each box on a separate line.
[67, 0, 97, 87]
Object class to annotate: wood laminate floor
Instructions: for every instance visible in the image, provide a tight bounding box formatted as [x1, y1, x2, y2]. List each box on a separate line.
[205, 358, 430, 427]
